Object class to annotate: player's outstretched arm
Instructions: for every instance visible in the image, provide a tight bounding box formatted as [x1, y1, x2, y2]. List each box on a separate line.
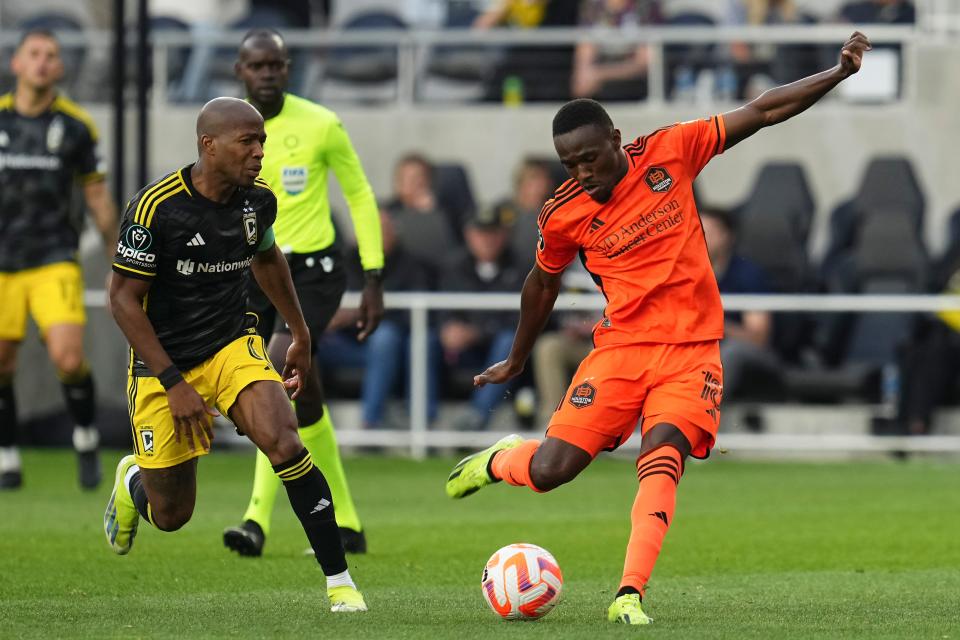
[722, 31, 871, 150]
[474, 265, 563, 388]
[250, 242, 311, 398]
[109, 273, 216, 451]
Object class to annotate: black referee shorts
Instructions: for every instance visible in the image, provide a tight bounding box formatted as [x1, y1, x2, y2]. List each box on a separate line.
[248, 247, 347, 341]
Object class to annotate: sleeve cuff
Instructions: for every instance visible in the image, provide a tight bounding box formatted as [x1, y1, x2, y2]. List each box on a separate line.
[112, 263, 155, 280]
[535, 256, 567, 274]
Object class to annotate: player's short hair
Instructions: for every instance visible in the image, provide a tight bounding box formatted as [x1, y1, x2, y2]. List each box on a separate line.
[700, 206, 737, 233]
[17, 28, 58, 51]
[240, 28, 285, 48]
[552, 99, 614, 137]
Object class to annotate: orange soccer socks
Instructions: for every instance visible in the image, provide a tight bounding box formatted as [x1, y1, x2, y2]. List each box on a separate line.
[619, 445, 684, 597]
[489, 439, 545, 492]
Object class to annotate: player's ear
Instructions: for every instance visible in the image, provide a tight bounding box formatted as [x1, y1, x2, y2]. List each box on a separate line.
[611, 128, 622, 149]
[234, 59, 243, 79]
[199, 133, 216, 156]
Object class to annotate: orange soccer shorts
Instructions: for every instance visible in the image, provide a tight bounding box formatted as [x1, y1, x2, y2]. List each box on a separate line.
[546, 340, 722, 459]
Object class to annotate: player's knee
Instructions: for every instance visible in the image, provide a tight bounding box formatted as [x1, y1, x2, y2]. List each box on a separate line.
[151, 502, 194, 531]
[50, 349, 85, 378]
[529, 457, 578, 492]
[262, 427, 303, 463]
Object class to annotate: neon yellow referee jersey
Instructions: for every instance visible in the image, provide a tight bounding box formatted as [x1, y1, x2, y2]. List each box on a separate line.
[259, 93, 383, 270]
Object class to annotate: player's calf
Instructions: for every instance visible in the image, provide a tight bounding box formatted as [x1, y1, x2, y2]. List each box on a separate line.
[528, 446, 590, 491]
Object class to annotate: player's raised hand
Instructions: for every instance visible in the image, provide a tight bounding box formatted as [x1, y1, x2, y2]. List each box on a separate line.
[282, 336, 312, 399]
[839, 31, 871, 76]
[167, 381, 217, 453]
[474, 359, 523, 388]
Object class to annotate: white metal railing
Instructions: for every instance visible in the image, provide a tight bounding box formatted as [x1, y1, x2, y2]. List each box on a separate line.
[0, 25, 919, 107]
[83, 290, 960, 457]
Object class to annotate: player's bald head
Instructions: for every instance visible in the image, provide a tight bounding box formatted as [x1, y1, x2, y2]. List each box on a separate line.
[238, 28, 287, 60]
[196, 97, 263, 139]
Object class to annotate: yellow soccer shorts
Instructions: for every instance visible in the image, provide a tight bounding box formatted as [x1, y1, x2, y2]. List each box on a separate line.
[0, 262, 85, 340]
[127, 334, 281, 469]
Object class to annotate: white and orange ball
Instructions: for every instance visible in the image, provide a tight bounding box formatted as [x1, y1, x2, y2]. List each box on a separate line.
[481, 543, 563, 620]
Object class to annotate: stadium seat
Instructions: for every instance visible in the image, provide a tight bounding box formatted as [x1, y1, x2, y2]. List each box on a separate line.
[434, 162, 477, 235]
[425, 1, 490, 83]
[393, 210, 457, 270]
[945, 206, 960, 254]
[787, 213, 927, 402]
[852, 156, 925, 229]
[325, 10, 408, 85]
[822, 156, 925, 287]
[739, 162, 815, 246]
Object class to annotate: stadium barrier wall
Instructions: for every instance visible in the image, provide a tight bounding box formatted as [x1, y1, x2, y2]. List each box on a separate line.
[71, 289, 960, 458]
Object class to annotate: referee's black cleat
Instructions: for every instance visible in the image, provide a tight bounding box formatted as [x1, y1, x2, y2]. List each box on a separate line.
[0, 470, 22, 490]
[223, 519, 265, 557]
[78, 450, 102, 490]
[340, 527, 367, 554]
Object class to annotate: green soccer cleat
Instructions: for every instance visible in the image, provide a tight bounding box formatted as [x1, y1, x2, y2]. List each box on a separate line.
[104, 455, 140, 555]
[445, 434, 524, 499]
[328, 585, 368, 613]
[607, 593, 653, 625]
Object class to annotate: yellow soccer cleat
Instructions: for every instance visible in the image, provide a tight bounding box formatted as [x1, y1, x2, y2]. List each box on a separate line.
[328, 585, 368, 613]
[445, 434, 524, 499]
[103, 454, 140, 555]
[607, 593, 653, 625]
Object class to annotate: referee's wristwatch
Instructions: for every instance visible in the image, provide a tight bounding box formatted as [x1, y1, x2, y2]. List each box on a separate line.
[364, 268, 384, 284]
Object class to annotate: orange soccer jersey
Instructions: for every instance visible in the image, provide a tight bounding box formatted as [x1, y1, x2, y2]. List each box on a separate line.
[536, 115, 727, 347]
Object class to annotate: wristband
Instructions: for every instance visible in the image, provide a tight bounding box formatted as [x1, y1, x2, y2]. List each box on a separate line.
[364, 268, 383, 284]
[158, 365, 184, 390]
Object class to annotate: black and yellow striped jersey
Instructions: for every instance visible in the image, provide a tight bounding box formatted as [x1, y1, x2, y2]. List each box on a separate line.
[113, 165, 277, 372]
[0, 93, 105, 272]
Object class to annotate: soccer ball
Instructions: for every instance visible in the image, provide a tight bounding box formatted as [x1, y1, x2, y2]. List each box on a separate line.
[481, 543, 563, 620]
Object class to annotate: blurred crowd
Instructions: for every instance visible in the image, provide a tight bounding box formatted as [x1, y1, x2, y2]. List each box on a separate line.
[0, 0, 917, 103]
[3, 0, 950, 437]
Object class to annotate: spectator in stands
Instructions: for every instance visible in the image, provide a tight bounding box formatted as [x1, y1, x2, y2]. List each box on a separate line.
[838, 0, 915, 24]
[385, 153, 439, 216]
[440, 210, 527, 430]
[316, 210, 441, 429]
[572, 0, 663, 101]
[474, 0, 551, 29]
[476, 0, 581, 102]
[491, 157, 557, 269]
[701, 207, 779, 399]
[531, 264, 596, 425]
[723, 0, 817, 99]
[896, 243, 960, 436]
[384, 153, 457, 266]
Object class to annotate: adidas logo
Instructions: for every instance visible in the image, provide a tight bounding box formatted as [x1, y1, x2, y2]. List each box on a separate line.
[186, 232, 205, 247]
[310, 498, 331, 514]
[649, 511, 669, 525]
[589, 216, 605, 232]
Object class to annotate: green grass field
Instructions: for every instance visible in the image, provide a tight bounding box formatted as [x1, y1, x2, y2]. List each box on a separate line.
[1, 450, 958, 639]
